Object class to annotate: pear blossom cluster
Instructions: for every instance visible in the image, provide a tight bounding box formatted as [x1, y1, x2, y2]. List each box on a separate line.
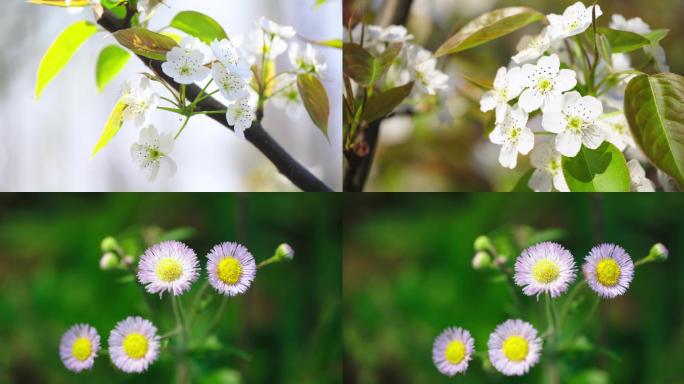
[479, 1, 673, 191]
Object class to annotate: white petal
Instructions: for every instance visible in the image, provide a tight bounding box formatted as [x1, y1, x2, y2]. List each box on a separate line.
[517, 127, 535, 154]
[529, 169, 552, 192]
[519, 89, 543, 112]
[495, 102, 508, 124]
[581, 124, 604, 149]
[498, 143, 519, 169]
[555, 69, 577, 92]
[488, 125, 506, 145]
[579, 96, 604, 120]
[493, 67, 508, 90]
[530, 141, 554, 168]
[555, 130, 582, 157]
[537, 54, 560, 75]
[480, 91, 497, 112]
[541, 108, 564, 133]
[553, 170, 570, 192]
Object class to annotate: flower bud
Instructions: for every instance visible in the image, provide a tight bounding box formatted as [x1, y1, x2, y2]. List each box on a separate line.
[99, 252, 119, 270]
[121, 255, 135, 268]
[274, 243, 295, 262]
[472, 251, 492, 270]
[494, 255, 507, 267]
[473, 235, 493, 252]
[100, 236, 120, 253]
[648, 243, 668, 262]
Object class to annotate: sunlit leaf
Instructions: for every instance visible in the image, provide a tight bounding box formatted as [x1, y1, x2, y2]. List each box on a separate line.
[315, 39, 343, 49]
[597, 27, 650, 53]
[297, 74, 330, 139]
[343, 42, 402, 86]
[170, 11, 227, 44]
[91, 101, 126, 158]
[35, 20, 98, 99]
[96, 45, 131, 92]
[363, 82, 414, 123]
[562, 143, 630, 192]
[644, 29, 669, 45]
[113, 27, 178, 61]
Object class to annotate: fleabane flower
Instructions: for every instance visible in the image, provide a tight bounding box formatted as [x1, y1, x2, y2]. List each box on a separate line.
[60, 324, 100, 373]
[206, 242, 257, 296]
[488, 105, 534, 169]
[432, 327, 475, 377]
[627, 159, 655, 192]
[289, 43, 327, 75]
[258, 16, 296, 39]
[542, 91, 604, 157]
[137, 241, 199, 297]
[583, 243, 634, 298]
[130, 125, 177, 182]
[480, 66, 524, 123]
[212, 62, 250, 101]
[226, 93, 258, 140]
[161, 37, 211, 84]
[512, 28, 551, 64]
[108, 316, 160, 373]
[210, 38, 252, 78]
[519, 54, 577, 113]
[597, 112, 634, 151]
[514, 242, 576, 298]
[406, 44, 448, 95]
[529, 141, 569, 192]
[547, 2, 603, 40]
[120, 77, 159, 127]
[488, 319, 542, 376]
[271, 74, 304, 119]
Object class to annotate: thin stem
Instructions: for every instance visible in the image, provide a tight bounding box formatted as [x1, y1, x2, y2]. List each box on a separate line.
[180, 84, 187, 107]
[174, 115, 192, 140]
[187, 281, 210, 327]
[172, 295, 188, 384]
[161, 96, 181, 107]
[194, 90, 220, 105]
[191, 79, 213, 108]
[545, 293, 560, 384]
[559, 280, 587, 327]
[158, 106, 185, 114]
[204, 295, 229, 340]
[160, 326, 183, 339]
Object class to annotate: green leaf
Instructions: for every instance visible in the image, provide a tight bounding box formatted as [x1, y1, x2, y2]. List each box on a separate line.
[96, 45, 131, 93]
[510, 169, 534, 191]
[316, 39, 343, 49]
[91, 101, 126, 158]
[35, 20, 98, 99]
[343, 42, 402, 87]
[363, 82, 414, 123]
[27, 0, 89, 6]
[624, 73, 684, 188]
[158, 227, 197, 242]
[597, 27, 650, 53]
[561, 142, 630, 192]
[297, 74, 330, 139]
[113, 27, 178, 61]
[434, 7, 544, 57]
[170, 11, 228, 44]
[596, 34, 612, 68]
[644, 29, 669, 45]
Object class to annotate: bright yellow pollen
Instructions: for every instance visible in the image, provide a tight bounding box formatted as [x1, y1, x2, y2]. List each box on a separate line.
[217, 257, 242, 285]
[71, 337, 92, 361]
[502, 335, 529, 362]
[155, 257, 182, 282]
[444, 340, 466, 365]
[538, 78, 553, 92]
[595, 258, 621, 286]
[122, 333, 148, 359]
[532, 259, 560, 284]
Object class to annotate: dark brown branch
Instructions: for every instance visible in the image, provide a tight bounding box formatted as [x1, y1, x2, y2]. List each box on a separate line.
[96, 8, 333, 192]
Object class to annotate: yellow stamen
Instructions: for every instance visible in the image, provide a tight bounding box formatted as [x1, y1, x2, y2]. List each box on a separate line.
[502, 335, 529, 362]
[444, 340, 466, 365]
[122, 333, 148, 359]
[532, 259, 560, 284]
[595, 258, 620, 286]
[71, 337, 92, 361]
[217, 257, 242, 285]
[155, 257, 182, 282]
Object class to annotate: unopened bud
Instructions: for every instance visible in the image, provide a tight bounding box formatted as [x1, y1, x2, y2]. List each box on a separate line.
[100, 236, 120, 253]
[472, 251, 492, 270]
[474, 235, 493, 252]
[99, 252, 119, 270]
[121, 255, 135, 268]
[648, 243, 668, 262]
[274, 243, 295, 261]
[494, 255, 507, 267]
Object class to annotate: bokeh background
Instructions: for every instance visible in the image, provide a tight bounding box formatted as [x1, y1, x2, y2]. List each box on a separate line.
[344, 194, 684, 383]
[0, 0, 342, 191]
[345, 0, 684, 191]
[0, 193, 342, 383]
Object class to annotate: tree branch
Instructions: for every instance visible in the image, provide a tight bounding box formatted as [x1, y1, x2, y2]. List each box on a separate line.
[96, 8, 333, 192]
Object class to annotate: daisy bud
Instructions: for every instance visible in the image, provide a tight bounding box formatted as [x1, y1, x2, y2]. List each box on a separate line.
[474, 236, 493, 252]
[101, 236, 120, 253]
[648, 243, 668, 262]
[494, 255, 508, 267]
[472, 251, 492, 270]
[274, 243, 295, 262]
[122, 255, 135, 268]
[99, 252, 120, 270]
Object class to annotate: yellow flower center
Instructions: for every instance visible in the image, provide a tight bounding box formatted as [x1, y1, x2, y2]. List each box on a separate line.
[502, 335, 529, 362]
[217, 257, 242, 285]
[444, 340, 466, 365]
[122, 333, 148, 359]
[155, 257, 182, 282]
[538, 78, 553, 92]
[568, 116, 583, 131]
[595, 258, 621, 286]
[532, 258, 560, 284]
[71, 337, 92, 361]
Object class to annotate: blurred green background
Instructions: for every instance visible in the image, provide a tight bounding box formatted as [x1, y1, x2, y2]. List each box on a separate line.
[343, 194, 684, 383]
[0, 193, 341, 384]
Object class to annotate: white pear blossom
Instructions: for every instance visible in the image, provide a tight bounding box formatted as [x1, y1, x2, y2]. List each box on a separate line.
[271, 74, 304, 119]
[240, 29, 288, 63]
[609, 14, 651, 35]
[137, 0, 163, 21]
[120, 77, 159, 127]
[210, 39, 252, 78]
[512, 28, 551, 64]
[161, 37, 211, 84]
[226, 94, 258, 140]
[627, 159, 655, 192]
[518, 54, 577, 113]
[529, 141, 569, 192]
[289, 43, 327, 75]
[542, 91, 604, 157]
[657, 170, 679, 192]
[258, 16, 296, 39]
[480, 66, 524, 123]
[547, 2, 603, 40]
[131, 125, 176, 182]
[212, 62, 250, 101]
[489, 105, 534, 169]
[377, 25, 414, 43]
[596, 112, 634, 151]
[406, 45, 448, 95]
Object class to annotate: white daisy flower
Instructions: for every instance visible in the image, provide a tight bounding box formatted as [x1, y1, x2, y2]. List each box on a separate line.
[514, 242, 577, 298]
[161, 37, 211, 85]
[271, 74, 305, 119]
[59, 324, 100, 373]
[258, 16, 296, 39]
[289, 42, 327, 75]
[432, 327, 475, 377]
[130, 125, 177, 182]
[480, 66, 524, 123]
[512, 28, 551, 64]
[518, 54, 577, 113]
[547, 2, 603, 41]
[541, 91, 604, 157]
[137, 241, 199, 297]
[488, 319, 542, 376]
[120, 77, 159, 127]
[627, 159, 655, 192]
[108, 316, 160, 373]
[583, 243, 634, 298]
[406, 44, 449, 95]
[488, 104, 534, 169]
[226, 94, 258, 140]
[596, 112, 634, 151]
[206, 242, 257, 296]
[529, 141, 570, 192]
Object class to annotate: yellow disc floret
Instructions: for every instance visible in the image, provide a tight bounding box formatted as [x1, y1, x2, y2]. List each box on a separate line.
[502, 335, 529, 362]
[595, 258, 620, 286]
[71, 337, 92, 361]
[155, 257, 182, 282]
[217, 257, 242, 285]
[444, 340, 466, 365]
[123, 333, 148, 359]
[532, 259, 560, 284]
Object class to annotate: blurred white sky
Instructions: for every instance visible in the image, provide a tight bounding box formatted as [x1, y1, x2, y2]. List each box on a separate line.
[0, 0, 341, 191]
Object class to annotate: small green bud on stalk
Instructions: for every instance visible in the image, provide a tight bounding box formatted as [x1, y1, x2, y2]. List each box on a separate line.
[258, 243, 295, 268]
[635, 243, 669, 267]
[473, 235, 494, 252]
[472, 251, 492, 270]
[100, 236, 121, 253]
[99, 252, 119, 270]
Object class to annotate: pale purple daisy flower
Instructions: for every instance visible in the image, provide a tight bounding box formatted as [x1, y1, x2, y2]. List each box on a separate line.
[583, 243, 634, 298]
[488, 319, 542, 376]
[514, 242, 577, 299]
[432, 327, 475, 376]
[137, 241, 199, 297]
[108, 316, 160, 373]
[59, 324, 100, 373]
[206, 242, 257, 296]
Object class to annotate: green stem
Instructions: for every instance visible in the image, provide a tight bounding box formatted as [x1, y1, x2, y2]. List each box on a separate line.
[545, 293, 560, 384]
[187, 281, 210, 327]
[204, 295, 229, 340]
[559, 280, 587, 327]
[158, 106, 185, 114]
[190, 79, 213, 109]
[172, 295, 189, 384]
[174, 115, 192, 140]
[180, 84, 187, 107]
